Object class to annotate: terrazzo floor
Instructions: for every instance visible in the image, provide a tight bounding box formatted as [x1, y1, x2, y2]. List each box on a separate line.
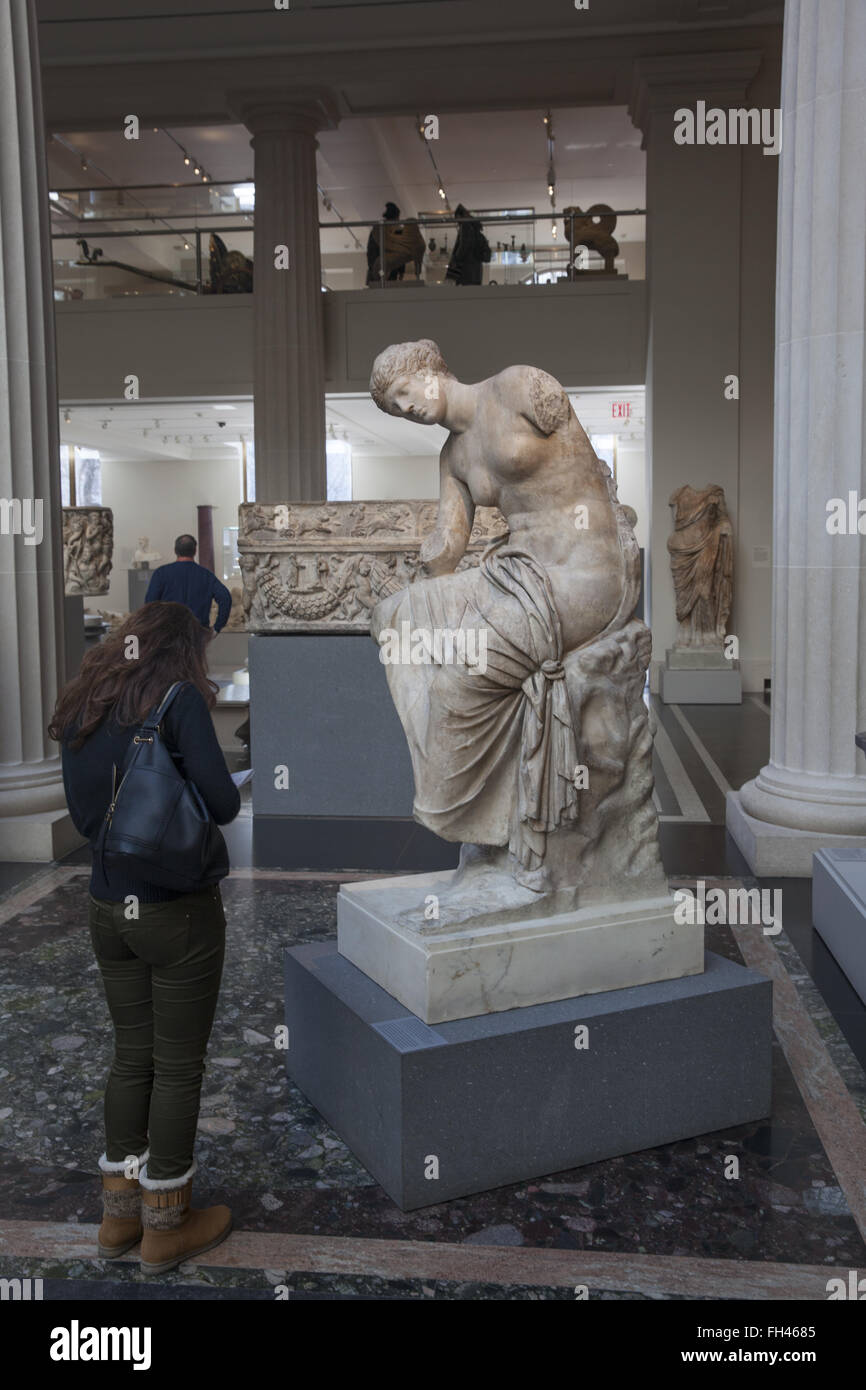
[1, 864, 865, 1301]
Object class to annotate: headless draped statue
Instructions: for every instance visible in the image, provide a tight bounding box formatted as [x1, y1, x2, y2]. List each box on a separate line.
[369, 340, 665, 917]
[667, 484, 733, 651]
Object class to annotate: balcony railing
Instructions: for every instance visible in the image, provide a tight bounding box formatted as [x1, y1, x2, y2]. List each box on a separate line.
[50, 182, 645, 300]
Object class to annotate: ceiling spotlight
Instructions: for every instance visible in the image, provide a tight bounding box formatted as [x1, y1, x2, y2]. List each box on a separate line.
[101, 420, 109, 429]
[202, 174, 209, 183]
[438, 186, 446, 200]
[548, 184, 555, 197]
[183, 241, 191, 250]
[80, 158, 88, 171]
[63, 410, 71, 425]
[194, 166, 200, 176]
[184, 156, 191, 166]
[551, 223, 557, 239]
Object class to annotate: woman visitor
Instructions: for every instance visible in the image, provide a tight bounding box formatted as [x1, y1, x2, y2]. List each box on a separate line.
[49, 600, 240, 1274]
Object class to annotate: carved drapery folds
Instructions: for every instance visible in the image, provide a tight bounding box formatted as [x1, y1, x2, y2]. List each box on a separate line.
[237, 500, 509, 632]
[667, 484, 733, 650]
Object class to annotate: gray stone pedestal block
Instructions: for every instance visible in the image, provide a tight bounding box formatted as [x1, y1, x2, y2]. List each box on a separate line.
[660, 662, 742, 704]
[284, 942, 772, 1210]
[813, 848, 866, 1005]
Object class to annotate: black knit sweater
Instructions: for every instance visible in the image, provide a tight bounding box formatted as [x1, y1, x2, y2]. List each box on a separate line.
[61, 683, 241, 903]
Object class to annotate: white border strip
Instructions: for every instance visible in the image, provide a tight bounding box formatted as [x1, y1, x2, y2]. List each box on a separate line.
[652, 720, 709, 822]
[668, 705, 732, 797]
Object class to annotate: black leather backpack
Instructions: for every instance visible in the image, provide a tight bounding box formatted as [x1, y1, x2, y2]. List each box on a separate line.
[96, 682, 229, 892]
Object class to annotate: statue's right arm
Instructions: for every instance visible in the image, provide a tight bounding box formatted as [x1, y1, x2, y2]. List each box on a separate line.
[419, 444, 475, 576]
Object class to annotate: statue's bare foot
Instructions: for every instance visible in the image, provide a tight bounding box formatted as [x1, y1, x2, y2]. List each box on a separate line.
[394, 841, 556, 934]
[452, 841, 510, 882]
[510, 857, 552, 893]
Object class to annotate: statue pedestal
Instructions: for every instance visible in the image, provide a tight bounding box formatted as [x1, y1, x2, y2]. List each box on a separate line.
[336, 871, 703, 1024]
[283, 941, 771, 1210]
[660, 648, 742, 704]
[812, 849, 866, 1005]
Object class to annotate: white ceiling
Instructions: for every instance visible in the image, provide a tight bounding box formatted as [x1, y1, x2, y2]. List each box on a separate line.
[59, 386, 644, 463]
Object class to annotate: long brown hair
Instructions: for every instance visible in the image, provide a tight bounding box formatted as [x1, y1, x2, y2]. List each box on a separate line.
[49, 602, 217, 749]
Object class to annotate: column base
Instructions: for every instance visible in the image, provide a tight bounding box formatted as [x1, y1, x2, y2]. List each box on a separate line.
[0, 809, 85, 862]
[726, 789, 866, 876]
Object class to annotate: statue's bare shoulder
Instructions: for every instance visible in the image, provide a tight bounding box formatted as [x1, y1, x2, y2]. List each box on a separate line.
[491, 365, 571, 436]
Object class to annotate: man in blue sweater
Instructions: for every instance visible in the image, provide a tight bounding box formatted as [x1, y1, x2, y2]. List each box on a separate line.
[145, 534, 232, 634]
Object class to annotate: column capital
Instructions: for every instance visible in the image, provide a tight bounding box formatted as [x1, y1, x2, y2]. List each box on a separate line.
[227, 87, 343, 139]
[628, 50, 763, 146]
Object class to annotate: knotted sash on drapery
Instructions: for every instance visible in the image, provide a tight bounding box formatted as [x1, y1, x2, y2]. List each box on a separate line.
[480, 544, 580, 870]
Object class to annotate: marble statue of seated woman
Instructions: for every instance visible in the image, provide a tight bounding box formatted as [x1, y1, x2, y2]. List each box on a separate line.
[369, 339, 665, 919]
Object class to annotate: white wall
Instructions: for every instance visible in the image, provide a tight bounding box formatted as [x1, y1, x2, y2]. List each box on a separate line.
[92, 454, 244, 617]
[614, 443, 648, 551]
[643, 61, 778, 693]
[352, 454, 439, 500]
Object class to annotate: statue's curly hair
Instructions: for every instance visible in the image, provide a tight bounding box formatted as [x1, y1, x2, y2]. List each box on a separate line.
[369, 338, 455, 411]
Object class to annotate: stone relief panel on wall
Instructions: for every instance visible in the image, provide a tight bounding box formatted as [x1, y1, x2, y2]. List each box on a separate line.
[63, 506, 114, 597]
[237, 500, 509, 633]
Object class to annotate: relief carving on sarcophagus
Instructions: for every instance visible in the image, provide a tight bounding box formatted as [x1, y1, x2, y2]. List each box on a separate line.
[237, 500, 509, 633]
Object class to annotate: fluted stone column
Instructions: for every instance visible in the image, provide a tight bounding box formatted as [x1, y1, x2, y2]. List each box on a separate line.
[0, 0, 73, 859]
[727, 0, 866, 874]
[229, 90, 341, 502]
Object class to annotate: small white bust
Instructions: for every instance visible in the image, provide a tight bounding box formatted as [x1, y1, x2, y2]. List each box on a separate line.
[134, 536, 162, 566]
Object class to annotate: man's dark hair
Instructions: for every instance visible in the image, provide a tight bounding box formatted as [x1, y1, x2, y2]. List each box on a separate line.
[175, 534, 197, 558]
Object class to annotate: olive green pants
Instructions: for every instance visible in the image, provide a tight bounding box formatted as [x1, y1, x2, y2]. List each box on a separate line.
[88, 885, 226, 1181]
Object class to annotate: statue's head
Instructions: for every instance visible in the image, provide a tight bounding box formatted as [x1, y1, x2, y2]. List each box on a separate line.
[369, 339, 455, 426]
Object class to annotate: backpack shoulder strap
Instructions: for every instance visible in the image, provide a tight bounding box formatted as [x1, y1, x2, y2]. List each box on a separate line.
[140, 681, 187, 731]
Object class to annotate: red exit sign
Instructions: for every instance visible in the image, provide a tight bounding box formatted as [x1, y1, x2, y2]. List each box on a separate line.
[612, 402, 631, 419]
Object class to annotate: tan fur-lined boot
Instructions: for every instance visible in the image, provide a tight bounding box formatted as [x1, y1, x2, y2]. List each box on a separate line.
[139, 1161, 232, 1275]
[97, 1150, 148, 1258]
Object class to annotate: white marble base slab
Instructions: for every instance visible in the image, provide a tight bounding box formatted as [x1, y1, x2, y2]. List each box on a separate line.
[666, 646, 730, 670]
[337, 871, 705, 1023]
